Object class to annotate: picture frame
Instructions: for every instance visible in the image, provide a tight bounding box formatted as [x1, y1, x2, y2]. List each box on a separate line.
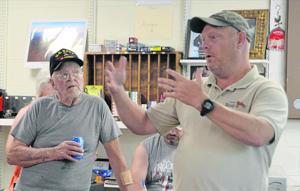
[25, 20, 87, 68]
[185, 19, 205, 59]
[190, 65, 210, 79]
[232, 9, 269, 59]
[182, 62, 210, 80]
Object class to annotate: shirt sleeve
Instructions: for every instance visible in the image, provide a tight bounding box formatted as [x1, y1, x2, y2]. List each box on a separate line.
[147, 98, 180, 136]
[11, 101, 39, 146]
[98, 98, 122, 143]
[250, 80, 288, 144]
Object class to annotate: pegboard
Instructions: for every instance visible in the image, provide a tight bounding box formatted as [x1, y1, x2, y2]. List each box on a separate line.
[0, 0, 8, 90]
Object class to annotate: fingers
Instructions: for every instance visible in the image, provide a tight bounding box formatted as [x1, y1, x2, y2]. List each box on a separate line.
[105, 61, 114, 84]
[105, 60, 114, 72]
[158, 69, 185, 93]
[55, 141, 84, 161]
[158, 78, 176, 92]
[119, 56, 127, 68]
[119, 56, 127, 79]
[161, 90, 177, 99]
[166, 69, 185, 81]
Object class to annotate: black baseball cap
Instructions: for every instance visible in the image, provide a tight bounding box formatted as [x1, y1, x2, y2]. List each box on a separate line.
[190, 10, 251, 42]
[49, 48, 83, 76]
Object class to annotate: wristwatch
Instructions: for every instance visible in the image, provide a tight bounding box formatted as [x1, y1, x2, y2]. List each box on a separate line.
[200, 99, 214, 116]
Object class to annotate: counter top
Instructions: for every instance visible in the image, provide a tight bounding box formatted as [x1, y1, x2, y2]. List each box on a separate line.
[0, 118, 14, 127]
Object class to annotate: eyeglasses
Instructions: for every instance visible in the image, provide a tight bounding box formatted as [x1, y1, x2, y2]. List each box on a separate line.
[53, 70, 83, 80]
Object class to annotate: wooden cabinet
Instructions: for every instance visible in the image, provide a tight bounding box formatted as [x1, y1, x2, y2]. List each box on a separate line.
[83, 52, 182, 104]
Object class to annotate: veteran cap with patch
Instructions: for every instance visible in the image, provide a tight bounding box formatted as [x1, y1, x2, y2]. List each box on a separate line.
[49, 48, 83, 76]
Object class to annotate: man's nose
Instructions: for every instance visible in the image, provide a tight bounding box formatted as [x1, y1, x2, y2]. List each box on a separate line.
[202, 40, 209, 50]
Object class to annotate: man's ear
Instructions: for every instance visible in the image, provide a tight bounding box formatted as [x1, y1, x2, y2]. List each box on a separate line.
[237, 31, 247, 47]
[49, 78, 55, 88]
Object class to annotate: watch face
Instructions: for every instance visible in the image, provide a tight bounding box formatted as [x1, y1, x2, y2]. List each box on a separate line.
[204, 101, 213, 109]
[201, 99, 214, 116]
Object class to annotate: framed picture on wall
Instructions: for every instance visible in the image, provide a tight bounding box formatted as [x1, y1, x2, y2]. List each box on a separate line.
[182, 62, 210, 80]
[231, 9, 269, 59]
[25, 20, 87, 68]
[190, 65, 210, 79]
[185, 19, 205, 59]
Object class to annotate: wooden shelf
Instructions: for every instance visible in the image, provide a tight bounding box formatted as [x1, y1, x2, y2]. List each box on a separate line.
[84, 52, 182, 104]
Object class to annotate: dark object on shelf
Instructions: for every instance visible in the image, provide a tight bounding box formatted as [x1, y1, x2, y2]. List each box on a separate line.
[0, 89, 6, 118]
[2, 95, 34, 118]
[149, 46, 175, 52]
[129, 37, 138, 44]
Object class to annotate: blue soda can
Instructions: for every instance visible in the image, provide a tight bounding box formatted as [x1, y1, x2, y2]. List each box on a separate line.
[72, 136, 84, 160]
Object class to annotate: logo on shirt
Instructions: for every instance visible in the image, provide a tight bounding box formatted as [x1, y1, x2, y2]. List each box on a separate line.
[151, 160, 173, 189]
[225, 101, 247, 109]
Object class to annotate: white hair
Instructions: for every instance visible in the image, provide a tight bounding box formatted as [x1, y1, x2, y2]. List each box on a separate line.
[35, 68, 51, 97]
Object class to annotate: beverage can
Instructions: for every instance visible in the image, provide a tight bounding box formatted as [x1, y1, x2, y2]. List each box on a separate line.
[72, 136, 84, 160]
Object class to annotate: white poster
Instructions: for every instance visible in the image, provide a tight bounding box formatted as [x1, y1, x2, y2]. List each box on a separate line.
[25, 21, 87, 68]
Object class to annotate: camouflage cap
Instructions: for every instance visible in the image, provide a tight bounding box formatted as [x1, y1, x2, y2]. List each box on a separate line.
[190, 10, 251, 42]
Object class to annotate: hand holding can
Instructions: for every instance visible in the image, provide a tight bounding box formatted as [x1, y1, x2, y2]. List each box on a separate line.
[72, 136, 84, 160]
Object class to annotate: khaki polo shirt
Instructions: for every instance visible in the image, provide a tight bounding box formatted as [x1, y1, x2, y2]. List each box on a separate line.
[147, 65, 288, 191]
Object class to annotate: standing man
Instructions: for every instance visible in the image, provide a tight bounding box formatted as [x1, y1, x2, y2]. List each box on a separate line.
[105, 10, 288, 191]
[131, 127, 183, 191]
[6, 49, 136, 191]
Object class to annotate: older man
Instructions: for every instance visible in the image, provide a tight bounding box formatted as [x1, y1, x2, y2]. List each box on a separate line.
[6, 48, 136, 191]
[105, 11, 288, 191]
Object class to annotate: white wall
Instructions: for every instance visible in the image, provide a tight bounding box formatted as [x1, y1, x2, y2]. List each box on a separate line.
[5, 0, 89, 96]
[96, 0, 184, 50]
[4, 0, 185, 96]
[4, 0, 271, 96]
[190, 0, 269, 16]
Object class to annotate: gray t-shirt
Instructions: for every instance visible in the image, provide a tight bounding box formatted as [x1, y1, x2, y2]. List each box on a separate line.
[143, 134, 177, 191]
[11, 93, 121, 191]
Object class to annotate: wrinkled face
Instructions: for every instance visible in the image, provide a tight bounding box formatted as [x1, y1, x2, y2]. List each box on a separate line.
[51, 62, 83, 100]
[201, 25, 239, 77]
[164, 127, 183, 146]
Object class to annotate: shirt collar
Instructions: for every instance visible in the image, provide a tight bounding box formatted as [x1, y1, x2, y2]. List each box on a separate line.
[205, 64, 261, 90]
